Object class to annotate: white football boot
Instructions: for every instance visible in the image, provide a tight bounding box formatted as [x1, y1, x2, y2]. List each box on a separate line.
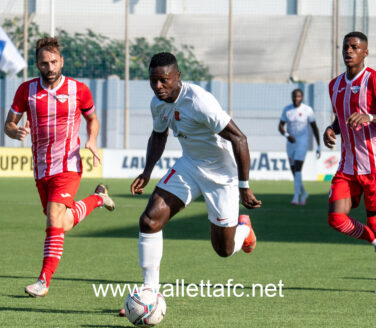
[291, 196, 299, 205]
[94, 184, 115, 211]
[25, 278, 48, 297]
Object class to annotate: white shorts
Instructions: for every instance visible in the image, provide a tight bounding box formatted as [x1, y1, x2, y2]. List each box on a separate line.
[156, 158, 239, 227]
[286, 139, 308, 164]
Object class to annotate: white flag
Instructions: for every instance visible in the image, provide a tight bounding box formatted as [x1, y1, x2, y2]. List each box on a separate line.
[0, 26, 27, 76]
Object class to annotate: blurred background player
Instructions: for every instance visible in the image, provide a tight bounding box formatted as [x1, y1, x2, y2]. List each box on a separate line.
[278, 89, 321, 205]
[120, 52, 261, 314]
[324, 31, 376, 249]
[4, 37, 115, 297]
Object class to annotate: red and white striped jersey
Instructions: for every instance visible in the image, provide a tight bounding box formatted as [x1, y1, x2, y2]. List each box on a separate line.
[11, 76, 95, 179]
[329, 67, 376, 175]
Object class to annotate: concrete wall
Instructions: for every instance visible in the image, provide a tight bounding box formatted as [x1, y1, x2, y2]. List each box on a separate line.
[0, 77, 334, 152]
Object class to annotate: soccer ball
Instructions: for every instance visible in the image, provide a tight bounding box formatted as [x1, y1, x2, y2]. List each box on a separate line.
[124, 287, 166, 327]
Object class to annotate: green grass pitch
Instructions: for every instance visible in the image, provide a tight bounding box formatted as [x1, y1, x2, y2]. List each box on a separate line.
[0, 178, 375, 327]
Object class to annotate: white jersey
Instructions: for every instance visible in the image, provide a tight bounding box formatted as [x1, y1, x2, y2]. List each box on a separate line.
[280, 103, 316, 140]
[151, 82, 237, 184]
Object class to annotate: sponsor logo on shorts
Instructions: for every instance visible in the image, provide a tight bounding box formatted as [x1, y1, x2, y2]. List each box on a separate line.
[216, 217, 227, 222]
[60, 193, 71, 198]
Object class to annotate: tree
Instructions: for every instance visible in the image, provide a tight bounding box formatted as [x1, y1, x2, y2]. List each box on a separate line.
[1, 17, 212, 81]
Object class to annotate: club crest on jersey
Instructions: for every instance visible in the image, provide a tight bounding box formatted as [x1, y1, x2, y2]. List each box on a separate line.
[174, 110, 180, 121]
[351, 86, 360, 94]
[36, 94, 47, 100]
[56, 94, 69, 103]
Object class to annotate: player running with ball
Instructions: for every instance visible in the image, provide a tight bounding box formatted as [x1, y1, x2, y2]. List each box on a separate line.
[324, 31, 376, 248]
[4, 37, 115, 297]
[123, 53, 261, 311]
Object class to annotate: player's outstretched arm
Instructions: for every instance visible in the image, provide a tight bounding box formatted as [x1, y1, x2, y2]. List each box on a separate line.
[84, 112, 101, 167]
[219, 120, 261, 209]
[130, 128, 169, 195]
[323, 116, 339, 149]
[4, 110, 30, 141]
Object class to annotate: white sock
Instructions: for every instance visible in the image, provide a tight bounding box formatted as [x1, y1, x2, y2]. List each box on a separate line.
[138, 230, 163, 290]
[372, 239, 376, 246]
[294, 171, 302, 200]
[232, 224, 250, 255]
[300, 180, 307, 196]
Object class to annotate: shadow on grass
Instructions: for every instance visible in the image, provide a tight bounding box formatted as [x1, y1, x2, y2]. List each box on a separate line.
[0, 274, 142, 285]
[342, 276, 376, 281]
[81, 326, 131, 328]
[73, 193, 370, 245]
[283, 286, 375, 293]
[0, 306, 109, 314]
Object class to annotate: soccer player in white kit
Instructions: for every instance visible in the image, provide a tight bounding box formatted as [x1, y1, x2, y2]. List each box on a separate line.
[278, 89, 321, 205]
[129, 52, 261, 294]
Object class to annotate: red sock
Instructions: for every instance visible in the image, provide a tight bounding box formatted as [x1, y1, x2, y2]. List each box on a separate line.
[328, 213, 375, 243]
[367, 216, 376, 234]
[72, 195, 103, 226]
[39, 227, 64, 287]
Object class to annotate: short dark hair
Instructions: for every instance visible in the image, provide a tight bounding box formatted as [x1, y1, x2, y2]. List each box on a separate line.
[344, 31, 368, 44]
[149, 52, 178, 70]
[36, 37, 62, 60]
[292, 88, 303, 96]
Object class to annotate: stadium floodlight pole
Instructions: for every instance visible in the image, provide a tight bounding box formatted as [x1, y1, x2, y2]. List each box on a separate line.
[331, 0, 336, 79]
[335, 0, 340, 77]
[22, 0, 28, 148]
[50, 0, 55, 37]
[124, 0, 130, 149]
[227, 0, 233, 118]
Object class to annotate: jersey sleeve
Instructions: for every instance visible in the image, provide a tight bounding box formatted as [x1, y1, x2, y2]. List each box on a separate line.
[328, 79, 336, 115]
[307, 106, 316, 123]
[151, 98, 169, 133]
[193, 91, 230, 134]
[280, 107, 287, 122]
[11, 82, 28, 115]
[79, 82, 95, 116]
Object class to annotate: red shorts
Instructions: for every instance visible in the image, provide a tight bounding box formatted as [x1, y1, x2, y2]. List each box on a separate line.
[36, 171, 82, 215]
[329, 171, 376, 211]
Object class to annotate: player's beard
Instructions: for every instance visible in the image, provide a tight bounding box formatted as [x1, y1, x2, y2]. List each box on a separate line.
[41, 68, 62, 86]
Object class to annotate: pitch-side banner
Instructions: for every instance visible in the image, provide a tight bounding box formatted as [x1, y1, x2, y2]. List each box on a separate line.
[102, 149, 341, 181]
[102, 149, 182, 178]
[0, 147, 102, 178]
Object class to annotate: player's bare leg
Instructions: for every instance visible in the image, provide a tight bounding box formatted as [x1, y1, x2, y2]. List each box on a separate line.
[211, 215, 256, 257]
[139, 188, 184, 289]
[62, 184, 115, 233]
[25, 185, 115, 297]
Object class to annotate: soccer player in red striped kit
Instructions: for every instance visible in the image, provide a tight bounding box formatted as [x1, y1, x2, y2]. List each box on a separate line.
[4, 37, 115, 297]
[324, 31, 376, 248]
